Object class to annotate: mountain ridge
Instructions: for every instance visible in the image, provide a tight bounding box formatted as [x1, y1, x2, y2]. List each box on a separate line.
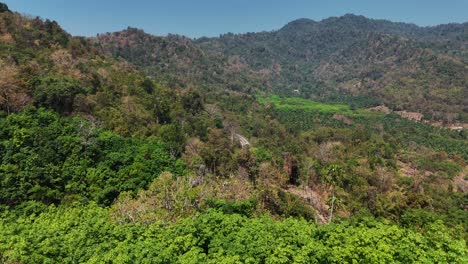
[111, 14, 467, 40]
[93, 14, 467, 123]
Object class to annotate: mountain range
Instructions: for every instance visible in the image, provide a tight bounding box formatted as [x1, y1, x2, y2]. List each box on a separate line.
[94, 14, 468, 123]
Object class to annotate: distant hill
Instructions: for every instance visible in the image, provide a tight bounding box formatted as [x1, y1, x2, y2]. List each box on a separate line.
[95, 15, 468, 123]
[92, 28, 266, 94]
[195, 15, 468, 123]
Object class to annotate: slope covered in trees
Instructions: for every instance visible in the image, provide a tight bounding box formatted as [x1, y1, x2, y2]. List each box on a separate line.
[96, 15, 468, 123]
[0, 3, 467, 262]
[198, 17, 467, 122]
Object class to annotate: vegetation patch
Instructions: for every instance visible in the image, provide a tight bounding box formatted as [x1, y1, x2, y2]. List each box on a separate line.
[259, 95, 352, 114]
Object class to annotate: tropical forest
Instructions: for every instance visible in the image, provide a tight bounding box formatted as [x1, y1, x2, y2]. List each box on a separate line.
[0, 1, 467, 263]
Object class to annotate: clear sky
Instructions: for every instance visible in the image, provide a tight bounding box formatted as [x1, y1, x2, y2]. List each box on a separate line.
[3, 0, 468, 38]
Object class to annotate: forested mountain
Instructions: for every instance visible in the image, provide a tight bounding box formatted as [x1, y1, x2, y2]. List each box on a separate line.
[96, 14, 468, 123]
[92, 28, 268, 94]
[0, 3, 467, 262]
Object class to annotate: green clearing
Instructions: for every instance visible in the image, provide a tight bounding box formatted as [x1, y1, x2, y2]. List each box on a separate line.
[259, 95, 352, 114]
[258, 95, 382, 118]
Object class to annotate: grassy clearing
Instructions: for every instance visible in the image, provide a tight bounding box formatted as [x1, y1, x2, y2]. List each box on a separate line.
[259, 95, 352, 114]
[258, 95, 385, 119]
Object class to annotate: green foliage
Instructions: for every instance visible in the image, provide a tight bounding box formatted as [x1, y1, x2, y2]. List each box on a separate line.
[140, 78, 155, 94]
[416, 158, 462, 179]
[379, 114, 468, 159]
[265, 96, 467, 158]
[260, 95, 352, 114]
[0, 205, 466, 263]
[33, 77, 85, 113]
[261, 189, 316, 220]
[250, 147, 273, 163]
[159, 123, 186, 157]
[205, 198, 258, 217]
[0, 108, 183, 206]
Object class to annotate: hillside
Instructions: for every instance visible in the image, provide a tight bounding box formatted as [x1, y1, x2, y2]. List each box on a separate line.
[195, 15, 468, 123]
[95, 15, 468, 123]
[0, 3, 467, 262]
[92, 28, 266, 94]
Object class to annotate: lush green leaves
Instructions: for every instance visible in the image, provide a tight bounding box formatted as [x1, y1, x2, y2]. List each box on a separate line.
[0, 206, 466, 263]
[0, 108, 183, 206]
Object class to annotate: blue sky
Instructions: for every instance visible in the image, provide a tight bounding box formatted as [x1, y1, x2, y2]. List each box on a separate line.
[3, 0, 468, 38]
